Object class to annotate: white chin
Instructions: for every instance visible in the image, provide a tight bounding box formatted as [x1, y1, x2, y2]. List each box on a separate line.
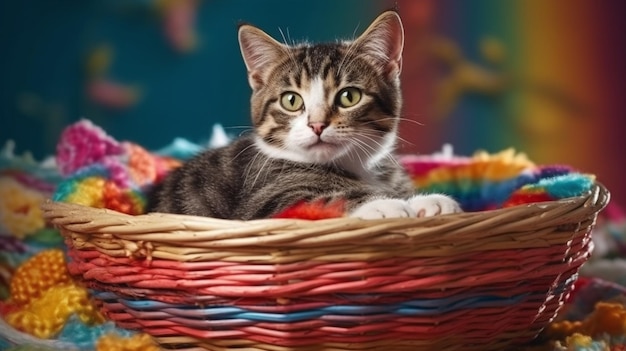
[255, 136, 346, 164]
[305, 143, 342, 163]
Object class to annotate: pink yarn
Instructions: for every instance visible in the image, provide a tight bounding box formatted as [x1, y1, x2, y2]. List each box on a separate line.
[56, 119, 124, 176]
[100, 156, 131, 188]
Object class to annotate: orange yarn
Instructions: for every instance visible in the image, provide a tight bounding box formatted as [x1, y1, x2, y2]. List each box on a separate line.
[546, 320, 584, 339]
[102, 180, 143, 215]
[9, 249, 72, 306]
[127, 143, 157, 186]
[96, 332, 160, 351]
[546, 302, 626, 338]
[580, 302, 626, 337]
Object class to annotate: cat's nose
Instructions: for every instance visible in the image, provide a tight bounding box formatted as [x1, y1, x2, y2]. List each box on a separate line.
[309, 122, 327, 136]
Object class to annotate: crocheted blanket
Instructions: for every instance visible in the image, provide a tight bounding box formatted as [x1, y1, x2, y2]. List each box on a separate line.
[50, 120, 595, 218]
[0, 119, 624, 351]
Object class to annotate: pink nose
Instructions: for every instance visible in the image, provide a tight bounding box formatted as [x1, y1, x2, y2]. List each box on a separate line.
[309, 122, 327, 136]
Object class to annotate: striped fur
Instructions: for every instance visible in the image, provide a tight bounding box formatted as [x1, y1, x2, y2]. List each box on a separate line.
[148, 11, 422, 219]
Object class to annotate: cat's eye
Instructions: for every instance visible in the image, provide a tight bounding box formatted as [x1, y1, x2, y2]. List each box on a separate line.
[336, 87, 362, 108]
[280, 92, 304, 112]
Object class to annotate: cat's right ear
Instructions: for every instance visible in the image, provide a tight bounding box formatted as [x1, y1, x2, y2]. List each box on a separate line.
[353, 10, 404, 79]
[238, 24, 287, 90]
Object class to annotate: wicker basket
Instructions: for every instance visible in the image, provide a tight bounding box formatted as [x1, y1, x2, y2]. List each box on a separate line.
[42, 182, 609, 351]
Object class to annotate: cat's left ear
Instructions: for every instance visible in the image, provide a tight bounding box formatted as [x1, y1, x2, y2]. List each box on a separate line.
[354, 10, 404, 78]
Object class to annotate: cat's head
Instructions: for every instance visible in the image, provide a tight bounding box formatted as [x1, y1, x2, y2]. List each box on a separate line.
[238, 11, 404, 167]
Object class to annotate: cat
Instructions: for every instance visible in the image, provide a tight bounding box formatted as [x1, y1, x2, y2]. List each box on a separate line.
[147, 10, 462, 220]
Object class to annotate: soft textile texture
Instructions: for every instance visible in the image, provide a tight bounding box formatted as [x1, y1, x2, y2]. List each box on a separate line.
[53, 120, 180, 215]
[51, 121, 596, 218]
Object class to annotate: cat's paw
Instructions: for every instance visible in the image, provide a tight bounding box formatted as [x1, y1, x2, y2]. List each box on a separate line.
[408, 194, 462, 217]
[349, 198, 416, 219]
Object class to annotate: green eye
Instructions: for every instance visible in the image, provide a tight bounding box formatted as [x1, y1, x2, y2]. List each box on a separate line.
[280, 92, 304, 112]
[336, 87, 362, 108]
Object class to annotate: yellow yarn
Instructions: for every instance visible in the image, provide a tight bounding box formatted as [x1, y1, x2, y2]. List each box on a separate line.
[471, 148, 535, 180]
[96, 333, 160, 351]
[0, 176, 46, 238]
[410, 148, 536, 189]
[6, 283, 104, 339]
[564, 333, 594, 347]
[65, 176, 106, 208]
[10, 249, 72, 306]
[7, 249, 104, 339]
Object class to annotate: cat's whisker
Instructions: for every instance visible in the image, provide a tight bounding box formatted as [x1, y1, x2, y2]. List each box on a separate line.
[348, 137, 378, 159]
[223, 125, 253, 131]
[249, 152, 274, 190]
[395, 136, 416, 148]
[399, 113, 429, 126]
[242, 150, 265, 188]
[278, 27, 289, 46]
[337, 34, 362, 77]
[351, 23, 362, 41]
[286, 27, 295, 46]
[345, 144, 366, 167]
[337, 48, 359, 78]
[262, 157, 276, 185]
[231, 143, 258, 163]
[278, 27, 299, 69]
[222, 126, 254, 138]
[355, 128, 415, 148]
[350, 133, 404, 169]
[350, 131, 385, 148]
[359, 117, 424, 127]
[399, 118, 425, 126]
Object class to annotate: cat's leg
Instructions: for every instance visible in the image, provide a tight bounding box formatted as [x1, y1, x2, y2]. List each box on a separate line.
[350, 194, 461, 219]
[407, 194, 462, 217]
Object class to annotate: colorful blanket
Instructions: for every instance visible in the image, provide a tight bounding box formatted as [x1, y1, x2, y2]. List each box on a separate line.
[0, 119, 624, 350]
[51, 120, 596, 218]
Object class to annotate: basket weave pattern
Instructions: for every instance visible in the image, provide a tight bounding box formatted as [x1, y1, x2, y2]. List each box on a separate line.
[42, 183, 609, 351]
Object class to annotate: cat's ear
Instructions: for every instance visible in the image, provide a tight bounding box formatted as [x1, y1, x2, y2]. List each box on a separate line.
[238, 24, 288, 90]
[353, 10, 404, 78]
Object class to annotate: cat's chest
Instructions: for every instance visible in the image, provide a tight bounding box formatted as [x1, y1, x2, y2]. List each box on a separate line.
[246, 158, 379, 187]
[335, 159, 392, 186]
[322, 162, 398, 193]
[237, 140, 401, 191]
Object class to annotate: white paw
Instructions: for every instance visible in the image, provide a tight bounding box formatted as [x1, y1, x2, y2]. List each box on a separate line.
[408, 194, 462, 217]
[349, 198, 416, 219]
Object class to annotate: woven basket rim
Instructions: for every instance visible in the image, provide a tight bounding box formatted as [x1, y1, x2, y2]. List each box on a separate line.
[42, 182, 609, 248]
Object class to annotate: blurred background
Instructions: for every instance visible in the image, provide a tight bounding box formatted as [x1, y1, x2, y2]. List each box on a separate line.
[1, 0, 625, 205]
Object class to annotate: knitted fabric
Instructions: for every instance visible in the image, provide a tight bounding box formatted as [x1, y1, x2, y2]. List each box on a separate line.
[52, 119, 181, 215]
[51, 122, 596, 218]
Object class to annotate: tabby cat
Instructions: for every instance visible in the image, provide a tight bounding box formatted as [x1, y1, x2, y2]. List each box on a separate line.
[147, 10, 462, 220]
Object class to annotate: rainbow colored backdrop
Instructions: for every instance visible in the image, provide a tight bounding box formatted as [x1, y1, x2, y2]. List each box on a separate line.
[393, 0, 625, 206]
[1, 0, 624, 204]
